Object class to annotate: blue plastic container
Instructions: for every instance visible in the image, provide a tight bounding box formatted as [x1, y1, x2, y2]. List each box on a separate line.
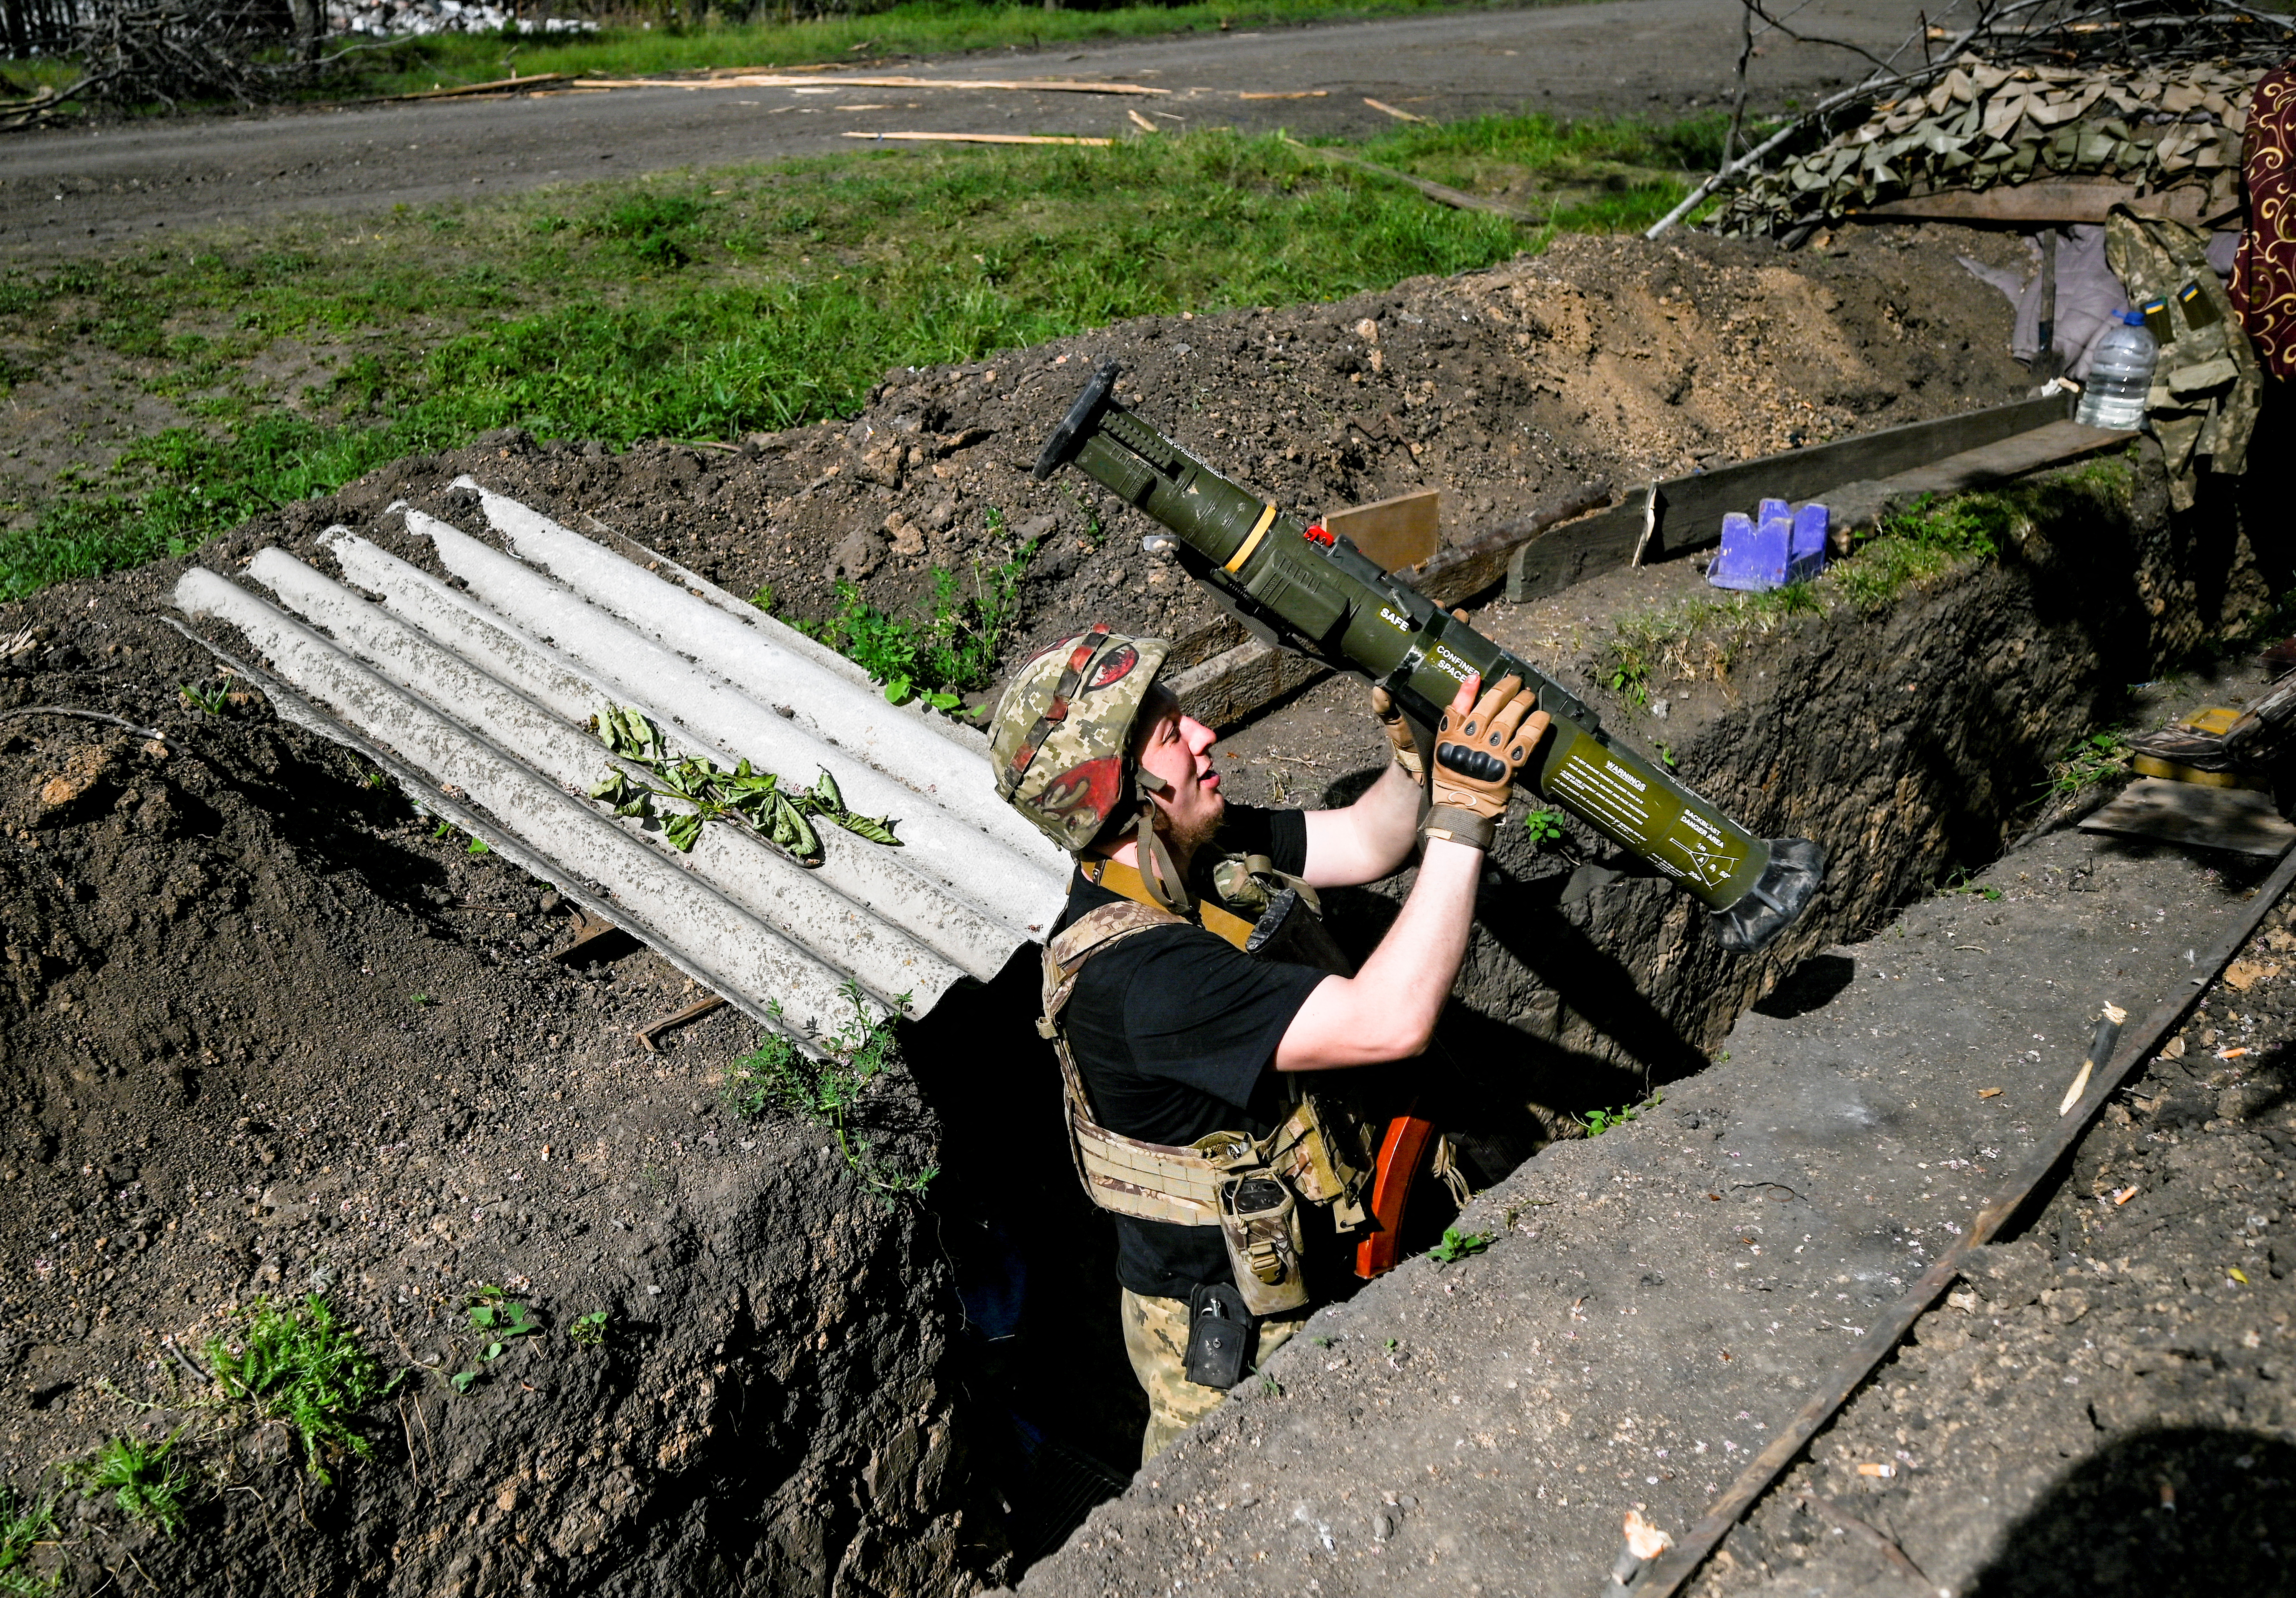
[1711, 499, 1830, 591]
[1787, 502, 1829, 583]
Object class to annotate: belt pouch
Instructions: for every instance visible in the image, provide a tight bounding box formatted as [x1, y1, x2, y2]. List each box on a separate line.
[1183, 1281, 1255, 1389]
[1218, 1170, 1310, 1316]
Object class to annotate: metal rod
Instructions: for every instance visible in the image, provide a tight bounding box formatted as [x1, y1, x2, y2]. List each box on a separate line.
[1624, 837, 2296, 1598]
[0, 705, 168, 743]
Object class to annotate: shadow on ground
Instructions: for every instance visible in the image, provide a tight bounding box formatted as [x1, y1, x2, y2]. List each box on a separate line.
[1968, 1426, 2296, 1598]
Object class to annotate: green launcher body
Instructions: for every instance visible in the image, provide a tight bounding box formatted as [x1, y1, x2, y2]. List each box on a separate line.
[1034, 362, 1822, 955]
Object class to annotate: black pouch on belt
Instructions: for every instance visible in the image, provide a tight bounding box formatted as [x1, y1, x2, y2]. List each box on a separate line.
[1182, 1281, 1256, 1390]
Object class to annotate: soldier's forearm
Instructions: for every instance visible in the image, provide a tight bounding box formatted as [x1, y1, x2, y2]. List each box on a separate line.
[1274, 834, 1478, 1070]
[1300, 756, 1425, 889]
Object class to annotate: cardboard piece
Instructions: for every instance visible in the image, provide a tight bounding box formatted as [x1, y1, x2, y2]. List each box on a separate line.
[1327, 490, 1440, 575]
[2078, 778, 2296, 857]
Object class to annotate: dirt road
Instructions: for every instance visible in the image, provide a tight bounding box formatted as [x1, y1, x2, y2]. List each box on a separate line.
[3, 0, 1928, 261]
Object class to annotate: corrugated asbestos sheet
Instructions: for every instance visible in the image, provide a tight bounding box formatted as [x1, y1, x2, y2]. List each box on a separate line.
[169, 478, 1071, 1045]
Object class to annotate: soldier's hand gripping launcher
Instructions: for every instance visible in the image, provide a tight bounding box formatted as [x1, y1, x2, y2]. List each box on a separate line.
[1034, 361, 1822, 955]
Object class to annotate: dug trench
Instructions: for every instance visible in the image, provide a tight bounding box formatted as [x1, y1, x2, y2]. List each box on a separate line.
[0, 223, 2278, 1594]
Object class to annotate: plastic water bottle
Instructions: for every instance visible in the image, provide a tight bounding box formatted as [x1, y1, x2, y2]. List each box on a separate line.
[2075, 310, 2158, 431]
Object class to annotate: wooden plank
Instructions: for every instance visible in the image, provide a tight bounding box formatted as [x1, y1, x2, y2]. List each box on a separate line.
[375, 73, 571, 101]
[1880, 418, 2136, 495]
[842, 131, 1113, 147]
[1404, 481, 1614, 607]
[1823, 419, 2137, 531]
[1283, 135, 1540, 222]
[1505, 393, 2071, 603]
[1849, 180, 2229, 227]
[1168, 639, 1330, 728]
[2079, 778, 2296, 857]
[1502, 501, 1650, 605]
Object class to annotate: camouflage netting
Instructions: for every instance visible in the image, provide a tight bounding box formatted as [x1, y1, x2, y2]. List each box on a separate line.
[1713, 55, 2259, 238]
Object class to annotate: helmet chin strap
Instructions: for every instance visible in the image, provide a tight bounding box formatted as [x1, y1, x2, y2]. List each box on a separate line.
[1131, 768, 1192, 914]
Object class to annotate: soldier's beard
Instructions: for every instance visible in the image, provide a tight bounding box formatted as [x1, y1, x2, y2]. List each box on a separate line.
[1155, 796, 1223, 867]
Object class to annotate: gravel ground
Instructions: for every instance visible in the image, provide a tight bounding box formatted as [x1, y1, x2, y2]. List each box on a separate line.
[1013, 668, 2296, 1597]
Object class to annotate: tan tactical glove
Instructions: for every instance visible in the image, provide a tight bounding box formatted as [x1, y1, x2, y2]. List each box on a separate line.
[1369, 686, 1424, 780]
[1424, 674, 1550, 850]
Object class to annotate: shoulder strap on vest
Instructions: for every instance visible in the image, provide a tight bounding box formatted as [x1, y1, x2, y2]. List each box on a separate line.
[1038, 895, 1231, 1227]
[1083, 856, 1258, 951]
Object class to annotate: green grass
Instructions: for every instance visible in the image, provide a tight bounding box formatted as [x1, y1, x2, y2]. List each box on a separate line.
[62, 1433, 187, 1537]
[201, 1294, 395, 1484]
[0, 112, 1706, 604]
[1578, 1093, 1657, 1136]
[2047, 728, 2131, 797]
[0, 1487, 57, 1597]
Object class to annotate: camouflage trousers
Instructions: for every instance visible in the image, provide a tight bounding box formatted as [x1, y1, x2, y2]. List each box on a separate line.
[1120, 1288, 1307, 1465]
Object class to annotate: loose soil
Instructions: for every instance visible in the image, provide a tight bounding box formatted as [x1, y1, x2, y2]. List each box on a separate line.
[0, 220, 2207, 1596]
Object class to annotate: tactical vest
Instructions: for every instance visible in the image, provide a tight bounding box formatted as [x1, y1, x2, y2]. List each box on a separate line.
[1038, 854, 1376, 1315]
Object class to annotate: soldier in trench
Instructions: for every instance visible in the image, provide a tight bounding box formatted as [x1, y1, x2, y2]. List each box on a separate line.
[988, 625, 1548, 1462]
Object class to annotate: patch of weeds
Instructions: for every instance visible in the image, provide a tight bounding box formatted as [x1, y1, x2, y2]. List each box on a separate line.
[452, 1285, 543, 1391]
[177, 682, 228, 715]
[430, 820, 454, 841]
[2048, 729, 2130, 797]
[62, 1433, 187, 1537]
[589, 704, 897, 857]
[202, 1294, 394, 1485]
[1830, 491, 2023, 615]
[567, 1310, 610, 1350]
[1521, 805, 1565, 848]
[0, 1487, 58, 1596]
[1428, 1226, 1492, 1265]
[724, 983, 935, 1200]
[409, 992, 433, 1007]
[464, 836, 491, 856]
[801, 533, 1035, 711]
[1581, 1092, 1661, 1137]
[1944, 865, 2004, 901]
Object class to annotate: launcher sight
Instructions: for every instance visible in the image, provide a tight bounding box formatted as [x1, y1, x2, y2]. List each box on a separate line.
[1033, 360, 1821, 954]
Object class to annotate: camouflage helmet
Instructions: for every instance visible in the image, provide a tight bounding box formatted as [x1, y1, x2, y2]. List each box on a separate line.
[989, 624, 1173, 854]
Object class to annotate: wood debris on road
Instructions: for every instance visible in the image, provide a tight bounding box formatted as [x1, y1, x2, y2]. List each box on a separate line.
[1362, 96, 1428, 123]
[841, 131, 1113, 147]
[637, 993, 728, 1052]
[377, 73, 571, 102]
[578, 73, 1169, 96]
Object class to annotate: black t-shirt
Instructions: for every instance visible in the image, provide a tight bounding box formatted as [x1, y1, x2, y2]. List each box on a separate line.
[1052, 806, 1330, 1300]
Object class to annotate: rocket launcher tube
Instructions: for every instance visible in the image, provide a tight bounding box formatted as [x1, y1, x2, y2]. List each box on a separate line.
[1036, 361, 1823, 955]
